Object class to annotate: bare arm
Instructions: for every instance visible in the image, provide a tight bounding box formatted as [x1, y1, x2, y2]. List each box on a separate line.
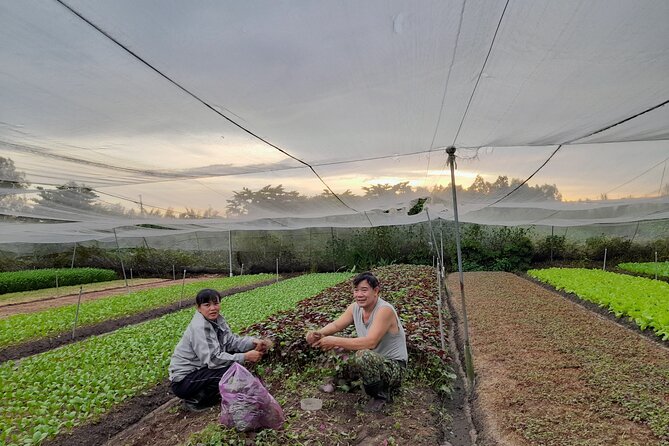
[306, 304, 354, 345]
[315, 306, 395, 351]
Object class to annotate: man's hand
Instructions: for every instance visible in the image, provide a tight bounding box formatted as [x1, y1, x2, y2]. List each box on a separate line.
[244, 349, 263, 363]
[305, 330, 323, 346]
[314, 335, 338, 351]
[253, 338, 274, 353]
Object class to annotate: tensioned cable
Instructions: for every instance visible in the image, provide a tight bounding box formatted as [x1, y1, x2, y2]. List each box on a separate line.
[53, 0, 362, 221]
[570, 98, 669, 143]
[480, 97, 669, 207]
[451, 0, 510, 146]
[603, 155, 669, 196]
[486, 144, 562, 207]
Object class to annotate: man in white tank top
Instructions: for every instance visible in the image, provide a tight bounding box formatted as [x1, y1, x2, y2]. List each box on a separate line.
[306, 272, 408, 412]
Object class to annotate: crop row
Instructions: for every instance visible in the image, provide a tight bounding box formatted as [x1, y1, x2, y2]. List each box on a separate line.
[528, 268, 669, 339]
[0, 268, 117, 294]
[0, 274, 274, 349]
[0, 273, 350, 446]
[618, 261, 669, 279]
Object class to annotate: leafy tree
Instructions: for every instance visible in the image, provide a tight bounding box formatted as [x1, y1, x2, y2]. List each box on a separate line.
[0, 157, 30, 214]
[226, 184, 305, 216]
[34, 181, 98, 211]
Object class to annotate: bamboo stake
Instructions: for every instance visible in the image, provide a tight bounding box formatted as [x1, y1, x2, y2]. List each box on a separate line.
[72, 286, 83, 339]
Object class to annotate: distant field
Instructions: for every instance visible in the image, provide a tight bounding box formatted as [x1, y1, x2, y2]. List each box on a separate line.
[0, 279, 164, 305]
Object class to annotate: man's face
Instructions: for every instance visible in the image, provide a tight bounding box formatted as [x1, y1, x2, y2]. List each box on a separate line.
[353, 279, 379, 310]
[197, 299, 221, 321]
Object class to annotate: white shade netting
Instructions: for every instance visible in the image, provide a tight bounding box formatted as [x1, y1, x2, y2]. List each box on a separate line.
[1, 0, 668, 247]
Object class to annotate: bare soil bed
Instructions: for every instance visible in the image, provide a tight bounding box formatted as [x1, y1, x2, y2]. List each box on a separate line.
[448, 271, 669, 446]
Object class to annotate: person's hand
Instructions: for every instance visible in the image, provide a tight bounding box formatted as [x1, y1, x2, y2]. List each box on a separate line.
[244, 349, 263, 363]
[305, 330, 322, 346]
[253, 338, 274, 352]
[314, 335, 337, 351]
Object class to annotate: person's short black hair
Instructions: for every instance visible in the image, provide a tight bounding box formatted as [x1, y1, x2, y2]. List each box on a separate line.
[196, 288, 221, 306]
[353, 271, 379, 289]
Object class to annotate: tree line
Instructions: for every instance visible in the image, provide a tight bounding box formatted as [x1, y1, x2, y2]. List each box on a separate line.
[1, 156, 562, 220]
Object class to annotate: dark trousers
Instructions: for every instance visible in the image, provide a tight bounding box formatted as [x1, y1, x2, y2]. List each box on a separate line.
[171, 366, 230, 405]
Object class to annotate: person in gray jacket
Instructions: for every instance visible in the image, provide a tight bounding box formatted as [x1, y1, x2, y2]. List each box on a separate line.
[169, 288, 272, 411]
[305, 271, 408, 413]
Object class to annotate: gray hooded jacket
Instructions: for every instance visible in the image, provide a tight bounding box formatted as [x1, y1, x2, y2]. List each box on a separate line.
[168, 311, 255, 382]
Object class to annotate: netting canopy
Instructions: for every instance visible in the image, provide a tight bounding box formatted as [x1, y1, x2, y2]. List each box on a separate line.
[1, 0, 668, 245]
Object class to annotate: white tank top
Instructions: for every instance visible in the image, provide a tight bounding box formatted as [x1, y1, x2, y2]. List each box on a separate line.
[353, 297, 408, 362]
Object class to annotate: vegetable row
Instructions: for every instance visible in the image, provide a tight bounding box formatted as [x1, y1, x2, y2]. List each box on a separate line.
[0, 274, 274, 349]
[528, 268, 669, 340]
[0, 268, 117, 294]
[0, 273, 350, 446]
[618, 261, 669, 279]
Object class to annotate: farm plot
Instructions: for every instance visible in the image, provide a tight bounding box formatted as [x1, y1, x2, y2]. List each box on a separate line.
[528, 268, 669, 340]
[449, 271, 669, 446]
[0, 274, 274, 349]
[0, 273, 349, 446]
[91, 265, 462, 446]
[0, 268, 117, 294]
[618, 261, 669, 280]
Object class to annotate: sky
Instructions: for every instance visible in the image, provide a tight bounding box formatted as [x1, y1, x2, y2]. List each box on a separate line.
[1, 1, 668, 217]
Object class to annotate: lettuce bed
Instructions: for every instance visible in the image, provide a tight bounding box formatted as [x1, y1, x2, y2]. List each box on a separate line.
[528, 268, 669, 340]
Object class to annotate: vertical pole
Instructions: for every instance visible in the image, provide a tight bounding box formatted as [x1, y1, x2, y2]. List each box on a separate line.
[550, 226, 554, 263]
[72, 286, 83, 339]
[425, 209, 447, 353]
[130, 268, 133, 283]
[228, 230, 233, 277]
[241, 263, 244, 275]
[655, 251, 658, 280]
[172, 264, 176, 281]
[309, 227, 313, 272]
[440, 230, 445, 278]
[276, 258, 279, 282]
[55, 272, 59, 298]
[179, 269, 187, 308]
[603, 248, 607, 271]
[71, 242, 77, 268]
[113, 228, 129, 289]
[447, 146, 474, 386]
[331, 227, 336, 272]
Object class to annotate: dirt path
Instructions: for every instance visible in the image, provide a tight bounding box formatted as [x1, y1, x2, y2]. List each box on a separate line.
[448, 272, 669, 446]
[0, 276, 221, 317]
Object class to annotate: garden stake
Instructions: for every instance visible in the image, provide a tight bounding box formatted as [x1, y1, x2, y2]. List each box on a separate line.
[70, 242, 77, 268]
[179, 269, 187, 308]
[72, 286, 83, 339]
[55, 273, 59, 298]
[113, 228, 129, 290]
[447, 146, 475, 388]
[655, 251, 658, 280]
[172, 264, 176, 281]
[228, 230, 233, 277]
[603, 248, 607, 271]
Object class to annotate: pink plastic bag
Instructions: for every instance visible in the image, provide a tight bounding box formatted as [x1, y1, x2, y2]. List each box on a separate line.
[218, 362, 285, 432]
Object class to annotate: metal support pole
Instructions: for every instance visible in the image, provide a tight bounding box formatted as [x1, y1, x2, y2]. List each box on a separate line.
[55, 272, 59, 297]
[71, 242, 77, 268]
[447, 146, 475, 386]
[655, 251, 658, 280]
[550, 226, 554, 263]
[276, 258, 279, 282]
[72, 286, 83, 339]
[228, 230, 233, 277]
[603, 248, 608, 271]
[241, 263, 244, 275]
[172, 264, 176, 281]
